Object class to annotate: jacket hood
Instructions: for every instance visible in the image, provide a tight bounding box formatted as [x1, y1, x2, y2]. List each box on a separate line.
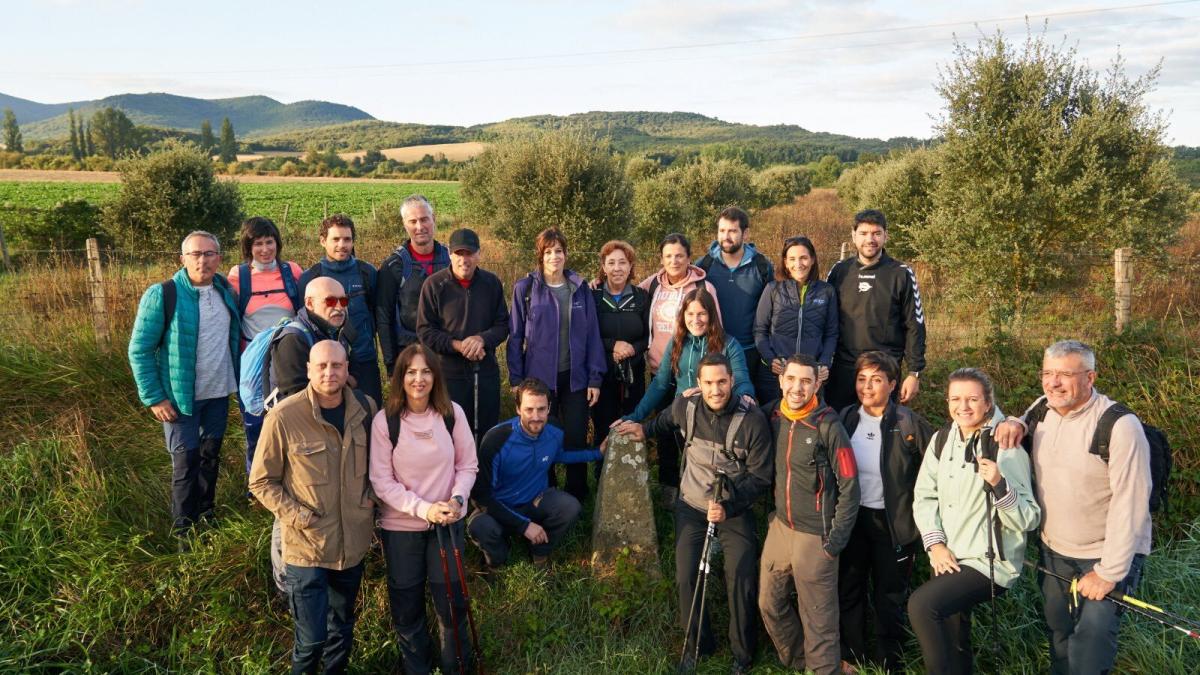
[655, 264, 707, 289]
[705, 242, 763, 270]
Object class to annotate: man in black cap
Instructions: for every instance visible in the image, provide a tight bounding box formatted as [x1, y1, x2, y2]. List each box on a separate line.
[416, 228, 510, 439]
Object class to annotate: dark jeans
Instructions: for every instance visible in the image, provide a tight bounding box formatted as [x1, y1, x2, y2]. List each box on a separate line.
[236, 394, 264, 479]
[466, 488, 581, 565]
[446, 369, 500, 442]
[550, 369, 593, 501]
[909, 565, 1005, 675]
[675, 501, 759, 666]
[742, 345, 761, 399]
[349, 358, 383, 408]
[381, 524, 473, 675]
[1040, 545, 1145, 675]
[162, 396, 228, 535]
[285, 562, 365, 675]
[838, 506, 917, 672]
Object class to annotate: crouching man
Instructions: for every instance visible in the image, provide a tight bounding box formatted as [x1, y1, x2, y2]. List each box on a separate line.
[250, 340, 377, 674]
[468, 378, 602, 569]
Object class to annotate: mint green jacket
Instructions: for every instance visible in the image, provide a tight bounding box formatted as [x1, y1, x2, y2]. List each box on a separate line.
[913, 407, 1041, 588]
[127, 269, 240, 417]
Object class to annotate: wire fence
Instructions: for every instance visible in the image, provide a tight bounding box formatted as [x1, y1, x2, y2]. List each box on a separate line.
[2, 242, 1196, 354]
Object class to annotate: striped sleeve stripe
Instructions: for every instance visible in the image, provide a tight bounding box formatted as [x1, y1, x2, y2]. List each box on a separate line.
[995, 488, 1018, 511]
[922, 530, 947, 550]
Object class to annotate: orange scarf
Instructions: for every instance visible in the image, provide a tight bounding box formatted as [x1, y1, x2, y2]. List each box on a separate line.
[779, 396, 818, 422]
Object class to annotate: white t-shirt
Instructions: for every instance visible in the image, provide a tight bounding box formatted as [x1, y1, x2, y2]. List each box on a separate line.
[851, 410, 886, 509]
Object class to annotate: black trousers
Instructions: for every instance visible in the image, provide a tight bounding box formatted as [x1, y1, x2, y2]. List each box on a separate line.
[445, 369, 500, 442]
[590, 367, 645, 480]
[550, 369, 593, 501]
[838, 506, 917, 672]
[655, 395, 683, 488]
[908, 565, 1005, 675]
[466, 488, 582, 565]
[381, 524, 473, 675]
[674, 502, 759, 666]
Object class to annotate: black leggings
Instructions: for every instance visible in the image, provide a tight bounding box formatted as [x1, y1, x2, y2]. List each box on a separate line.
[551, 369, 593, 501]
[908, 565, 1006, 675]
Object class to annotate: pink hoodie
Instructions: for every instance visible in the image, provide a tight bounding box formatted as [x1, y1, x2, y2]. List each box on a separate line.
[369, 402, 479, 531]
[638, 265, 722, 371]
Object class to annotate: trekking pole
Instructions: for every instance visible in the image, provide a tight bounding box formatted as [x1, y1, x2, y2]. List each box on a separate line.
[679, 474, 726, 671]
[976, 430, 1001, 664]
[472, 362, 481, 445]
[436, 524, 467, 672]
[445, 522, 484, 675]
[1023, 560, 1200, 640]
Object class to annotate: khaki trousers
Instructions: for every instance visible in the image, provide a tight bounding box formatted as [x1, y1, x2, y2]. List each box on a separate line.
[759, 517, 841, 675]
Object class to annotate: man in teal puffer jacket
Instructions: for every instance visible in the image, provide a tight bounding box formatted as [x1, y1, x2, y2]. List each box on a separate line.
[128, 231, 240, 544]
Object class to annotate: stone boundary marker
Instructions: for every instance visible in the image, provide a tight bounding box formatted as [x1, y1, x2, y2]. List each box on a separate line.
[590, 431, 660, 577]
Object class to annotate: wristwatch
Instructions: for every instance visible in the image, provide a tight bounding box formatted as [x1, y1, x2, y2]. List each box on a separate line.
[910, 371, 922, 379]
[452, 495, 464, 507]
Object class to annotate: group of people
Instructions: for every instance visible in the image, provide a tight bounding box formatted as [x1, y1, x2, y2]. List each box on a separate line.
[127, 199, 1154, 675]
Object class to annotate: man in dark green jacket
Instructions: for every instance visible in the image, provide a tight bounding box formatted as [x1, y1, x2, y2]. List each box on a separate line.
[128, 231, 240, 542]
[759, 354, 859, 675]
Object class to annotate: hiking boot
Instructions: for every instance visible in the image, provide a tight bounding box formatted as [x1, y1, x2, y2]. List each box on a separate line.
[730, 659, 752, 675]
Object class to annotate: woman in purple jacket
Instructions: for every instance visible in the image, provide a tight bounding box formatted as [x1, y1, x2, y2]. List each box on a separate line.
[507, 228, 606, 501]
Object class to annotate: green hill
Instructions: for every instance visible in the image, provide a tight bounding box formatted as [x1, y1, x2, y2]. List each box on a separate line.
[252, 120, 473, 151]
[7, 92, 373, 140]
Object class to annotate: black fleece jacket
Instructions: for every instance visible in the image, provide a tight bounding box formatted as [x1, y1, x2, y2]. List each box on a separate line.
[839, 401, 933, 548]
[592, 285, 651, 376]
[416, 267, 509, 378]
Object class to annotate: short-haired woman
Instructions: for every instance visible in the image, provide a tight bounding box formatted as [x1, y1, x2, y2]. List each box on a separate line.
[909, 368, 1040, 674]
[507, 228, 606, 501]
[370, 343, 479, 675]
[591, 240, 651, 452]
[752, 235, 838, 403]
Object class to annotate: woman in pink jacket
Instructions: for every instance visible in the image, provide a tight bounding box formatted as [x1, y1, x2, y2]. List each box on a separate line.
[370, 343, 479, 675]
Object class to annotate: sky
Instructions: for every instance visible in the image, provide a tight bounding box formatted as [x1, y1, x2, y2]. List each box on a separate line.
[4, 0, 1199, 144]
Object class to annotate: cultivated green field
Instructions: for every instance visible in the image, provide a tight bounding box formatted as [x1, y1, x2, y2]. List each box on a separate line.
[0, 180, 461, 236]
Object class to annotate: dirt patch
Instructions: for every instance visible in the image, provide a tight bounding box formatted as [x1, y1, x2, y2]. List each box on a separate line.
[338, 142, 487, 163]
[0, 169, 453, 184]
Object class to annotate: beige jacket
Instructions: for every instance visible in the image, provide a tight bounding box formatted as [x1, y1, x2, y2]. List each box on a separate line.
[1022, 390, 1152, 582]
[249, 384, 377, 570]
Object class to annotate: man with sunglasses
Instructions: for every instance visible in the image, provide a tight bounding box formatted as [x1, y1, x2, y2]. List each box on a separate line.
[129, 231, 240, 547]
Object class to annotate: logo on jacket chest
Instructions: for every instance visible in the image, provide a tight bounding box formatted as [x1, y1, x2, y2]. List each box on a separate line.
[857, 273, 875, 294]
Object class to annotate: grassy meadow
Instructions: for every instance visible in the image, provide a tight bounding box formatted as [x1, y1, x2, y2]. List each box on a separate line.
[0, 185, 1198, 673]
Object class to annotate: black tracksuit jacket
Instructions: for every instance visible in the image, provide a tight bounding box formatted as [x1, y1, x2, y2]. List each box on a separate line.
[825, 251, 926, 372]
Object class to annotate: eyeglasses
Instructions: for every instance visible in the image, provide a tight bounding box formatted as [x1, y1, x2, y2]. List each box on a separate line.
[1038, 369, 1091, 380]
[183, 250, 219, 260]
[323, 296, 350, 308]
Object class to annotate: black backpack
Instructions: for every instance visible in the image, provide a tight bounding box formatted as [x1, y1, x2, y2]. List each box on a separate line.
[386, 408, 457, 447]
[1023, 397, 1172, 513]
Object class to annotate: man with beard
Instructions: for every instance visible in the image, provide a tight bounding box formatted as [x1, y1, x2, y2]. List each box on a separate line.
[616, 353, 772, 674]
[376, 194, 451, 377]
[300, 214, 382, 406]
[696, 206, 773, 395]
[825, 210, 926, 412]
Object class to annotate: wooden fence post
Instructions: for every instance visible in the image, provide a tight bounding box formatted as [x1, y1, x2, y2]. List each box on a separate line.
[86, 238, 111, 346]
[1114, 247, 1132, 333]
[281, 203, 290, 230]
[840, 241, 852, 261]
[323, 200, 329, 219]
[0, 219, 11, 273]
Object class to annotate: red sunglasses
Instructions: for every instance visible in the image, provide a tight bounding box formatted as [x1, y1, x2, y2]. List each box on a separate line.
[323, 296, 350, 308]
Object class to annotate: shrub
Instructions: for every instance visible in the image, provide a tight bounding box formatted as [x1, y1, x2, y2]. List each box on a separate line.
[461, 131, 632, 259]
[752, 165, 812, 209]
[101, 142, 243, 251]
[848, 147, 941, 258]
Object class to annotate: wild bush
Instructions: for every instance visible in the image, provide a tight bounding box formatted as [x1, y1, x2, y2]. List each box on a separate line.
[101, 142, 243, 251]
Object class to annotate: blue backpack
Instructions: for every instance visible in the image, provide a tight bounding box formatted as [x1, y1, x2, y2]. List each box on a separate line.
[239, 318, 313, 415]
